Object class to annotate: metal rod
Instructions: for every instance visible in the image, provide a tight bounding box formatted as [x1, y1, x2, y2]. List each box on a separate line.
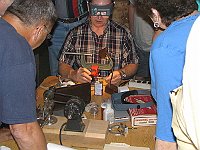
[63, 52, 92, 56]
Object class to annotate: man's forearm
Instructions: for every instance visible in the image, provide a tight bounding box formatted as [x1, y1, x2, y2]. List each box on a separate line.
[59, 62, 77, 81]
[10, 122, 47, 150]
[120, 64, 138, 78]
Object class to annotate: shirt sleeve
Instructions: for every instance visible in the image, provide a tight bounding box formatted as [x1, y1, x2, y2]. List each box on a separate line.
[150, 45, 184, 142]
[121, 31, 138, 67]
[59, 30, 77, 67]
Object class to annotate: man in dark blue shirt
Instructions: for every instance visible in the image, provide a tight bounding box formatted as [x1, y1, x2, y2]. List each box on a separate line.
[0, 0, 57, 149]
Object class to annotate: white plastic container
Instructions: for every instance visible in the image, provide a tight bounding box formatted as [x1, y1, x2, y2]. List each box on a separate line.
[94, 80, 103, 96]
[103, 102, 114, 124]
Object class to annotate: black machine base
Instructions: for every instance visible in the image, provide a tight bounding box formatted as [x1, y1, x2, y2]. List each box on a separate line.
[64, 119, 85, 132]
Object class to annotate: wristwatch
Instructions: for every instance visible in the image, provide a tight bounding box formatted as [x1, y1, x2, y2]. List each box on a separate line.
[119, 69, 127, 80]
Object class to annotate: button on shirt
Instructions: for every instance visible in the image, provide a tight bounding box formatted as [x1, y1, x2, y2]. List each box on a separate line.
[59, 20, 138, 76]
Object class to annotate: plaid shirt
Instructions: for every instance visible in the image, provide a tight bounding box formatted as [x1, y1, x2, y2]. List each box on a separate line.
[59, 20, 138, 76]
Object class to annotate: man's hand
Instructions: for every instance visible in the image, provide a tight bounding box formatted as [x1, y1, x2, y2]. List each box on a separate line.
[72, 67, 92, 83]
[59, 62, 92, 83]
[105, 70, 121, 85]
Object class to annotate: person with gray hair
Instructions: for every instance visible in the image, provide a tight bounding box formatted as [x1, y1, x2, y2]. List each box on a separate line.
[0, 0, 57, 149]
[0, 0, 13, 16]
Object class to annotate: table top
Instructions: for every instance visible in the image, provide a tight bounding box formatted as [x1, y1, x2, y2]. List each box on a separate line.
[0, 76, 156, 150]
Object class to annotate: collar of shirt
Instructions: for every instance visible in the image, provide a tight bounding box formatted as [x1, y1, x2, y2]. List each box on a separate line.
[88, 19, 110, 36]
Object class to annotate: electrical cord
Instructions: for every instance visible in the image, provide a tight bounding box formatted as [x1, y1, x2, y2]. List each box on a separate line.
[59, 122, 67, 145]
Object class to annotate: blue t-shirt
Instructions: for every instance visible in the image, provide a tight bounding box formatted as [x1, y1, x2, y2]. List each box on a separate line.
[150, 13, 200, 142]
[0, 19, 37, 124]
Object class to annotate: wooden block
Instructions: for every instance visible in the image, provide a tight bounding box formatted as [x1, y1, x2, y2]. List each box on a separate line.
[43, 117, 107, 149]
[43, 116, 109, 139]
[61, 135, 105, 149]
[45, 133, 105, 149]
[85, 120, 109, 139]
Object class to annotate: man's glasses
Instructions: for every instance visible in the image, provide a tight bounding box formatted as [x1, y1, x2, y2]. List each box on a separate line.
[44, 25, 52, 40]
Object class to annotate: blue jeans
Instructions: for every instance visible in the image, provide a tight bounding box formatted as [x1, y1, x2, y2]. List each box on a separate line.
[48, 17, 87, 75]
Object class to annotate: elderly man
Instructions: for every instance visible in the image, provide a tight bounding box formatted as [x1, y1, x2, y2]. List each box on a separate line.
[0, 0, 13, 16]
[0, 0, 57, 149]
[59, 0, 138, 85]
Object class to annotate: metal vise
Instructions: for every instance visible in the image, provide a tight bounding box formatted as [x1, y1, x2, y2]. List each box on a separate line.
[80, 52, 113, 71]
[62, 48, 114, 72]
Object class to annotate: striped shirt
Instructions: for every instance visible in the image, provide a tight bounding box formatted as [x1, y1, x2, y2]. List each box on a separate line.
[59, 20, 138, 76]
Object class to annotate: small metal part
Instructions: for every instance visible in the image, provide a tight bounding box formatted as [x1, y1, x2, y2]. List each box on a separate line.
[62, 52, 92, 56]
[108, 123, 128, 136]
[37, 86, 57, 127]
[85, 102, 99, 116]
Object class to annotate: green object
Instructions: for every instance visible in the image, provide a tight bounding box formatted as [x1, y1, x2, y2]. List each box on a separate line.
[80, 53, 113, 71]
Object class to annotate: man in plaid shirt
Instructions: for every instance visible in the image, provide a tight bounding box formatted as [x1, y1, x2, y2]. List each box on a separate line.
[59, 0, 138, 85]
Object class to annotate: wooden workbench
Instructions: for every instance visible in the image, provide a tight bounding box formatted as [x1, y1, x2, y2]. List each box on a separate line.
[0, 76, 156, 150]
